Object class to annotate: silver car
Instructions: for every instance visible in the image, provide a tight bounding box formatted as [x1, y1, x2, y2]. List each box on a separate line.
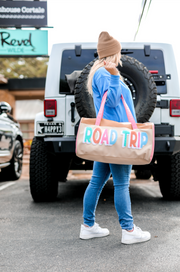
[0, 102, 23, 181]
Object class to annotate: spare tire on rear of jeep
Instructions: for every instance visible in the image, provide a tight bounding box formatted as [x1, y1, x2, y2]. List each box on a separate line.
[74, 55, 157, 123]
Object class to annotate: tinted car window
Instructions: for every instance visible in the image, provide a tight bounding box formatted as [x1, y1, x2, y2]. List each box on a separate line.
[60, 49, 96, 94]
[126, 49, 166, 94]
[60, 48, 166, 94]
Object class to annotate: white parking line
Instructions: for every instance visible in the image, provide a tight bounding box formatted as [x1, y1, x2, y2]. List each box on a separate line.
[0, 182, 16, 191]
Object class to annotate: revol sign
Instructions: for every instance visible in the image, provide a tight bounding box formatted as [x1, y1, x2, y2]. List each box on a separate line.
[0, 30, 48, 55]
[0, 1, 47, 27]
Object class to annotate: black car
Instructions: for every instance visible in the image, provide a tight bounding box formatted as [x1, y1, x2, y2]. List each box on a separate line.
[0, 101, 23, 181]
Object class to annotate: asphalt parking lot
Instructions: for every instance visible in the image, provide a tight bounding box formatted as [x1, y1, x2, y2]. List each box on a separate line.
[0, 171, 180, 272]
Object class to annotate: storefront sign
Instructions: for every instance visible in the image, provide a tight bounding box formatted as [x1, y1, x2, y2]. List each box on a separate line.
[0, 1, 47, 27]
[0, 30, 48, 56]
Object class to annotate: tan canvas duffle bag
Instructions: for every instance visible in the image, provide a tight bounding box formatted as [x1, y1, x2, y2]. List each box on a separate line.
[76, 91, 155, 165]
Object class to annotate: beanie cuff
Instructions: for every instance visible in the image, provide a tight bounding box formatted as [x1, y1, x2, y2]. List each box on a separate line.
[98, 44, 121, 59]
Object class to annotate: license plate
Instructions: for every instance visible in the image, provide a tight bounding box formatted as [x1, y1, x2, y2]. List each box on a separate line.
[37, 122, 64, 135]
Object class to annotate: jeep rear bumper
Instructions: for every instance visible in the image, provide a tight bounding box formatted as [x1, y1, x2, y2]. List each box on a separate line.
[44, 137, 76, 154]
[43, 136, 180, 156]
[154, 136, 180, 155]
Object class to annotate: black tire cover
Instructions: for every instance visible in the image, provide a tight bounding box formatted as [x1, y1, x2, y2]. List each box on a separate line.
[74, 55, 157, 123]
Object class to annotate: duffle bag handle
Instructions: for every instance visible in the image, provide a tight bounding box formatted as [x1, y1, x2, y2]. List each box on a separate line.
[95, 90, 137, 130]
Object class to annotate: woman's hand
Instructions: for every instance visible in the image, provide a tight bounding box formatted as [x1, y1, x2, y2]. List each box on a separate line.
[104, 61, 119, 76]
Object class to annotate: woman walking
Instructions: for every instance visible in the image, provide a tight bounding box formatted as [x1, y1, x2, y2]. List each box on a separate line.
[79, 31, 151, 244]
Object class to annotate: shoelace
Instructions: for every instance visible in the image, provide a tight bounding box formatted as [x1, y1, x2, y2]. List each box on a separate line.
[134, 225, 142, 232]
[94, 223, 99, 230]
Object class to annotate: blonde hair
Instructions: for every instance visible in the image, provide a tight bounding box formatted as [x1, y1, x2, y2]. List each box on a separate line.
[87, 52, 122, 95]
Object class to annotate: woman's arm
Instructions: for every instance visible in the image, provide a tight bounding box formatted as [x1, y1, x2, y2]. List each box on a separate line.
[96, 61, 130, 108]
[95, 73, 121, 108]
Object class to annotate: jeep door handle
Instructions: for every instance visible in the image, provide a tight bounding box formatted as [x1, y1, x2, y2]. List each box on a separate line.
[70, 102, 75, 123]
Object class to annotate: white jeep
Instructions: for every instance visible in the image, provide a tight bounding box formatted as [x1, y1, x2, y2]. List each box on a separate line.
[30, 42, 180, 202]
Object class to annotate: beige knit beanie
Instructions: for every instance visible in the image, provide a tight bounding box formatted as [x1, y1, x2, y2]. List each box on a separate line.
[97, 31, 121, 59]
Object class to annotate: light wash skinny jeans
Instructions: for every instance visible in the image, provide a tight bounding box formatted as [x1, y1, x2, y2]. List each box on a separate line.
[83, 161, 134, 230]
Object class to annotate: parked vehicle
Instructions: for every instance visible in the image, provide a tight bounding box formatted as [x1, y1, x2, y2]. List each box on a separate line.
[30, 42, 180, 201]
[0, 102, 23, 181]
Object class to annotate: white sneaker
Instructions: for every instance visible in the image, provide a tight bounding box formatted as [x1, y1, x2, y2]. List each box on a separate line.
[121, 225, 151, 244]
[80, 223, 110, 240]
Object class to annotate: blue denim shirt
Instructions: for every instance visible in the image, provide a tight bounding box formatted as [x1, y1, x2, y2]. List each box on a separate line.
[92, 67, 137, 123]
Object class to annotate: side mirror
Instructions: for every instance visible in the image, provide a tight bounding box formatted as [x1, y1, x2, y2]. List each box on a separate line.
[0, 102, 12, 114]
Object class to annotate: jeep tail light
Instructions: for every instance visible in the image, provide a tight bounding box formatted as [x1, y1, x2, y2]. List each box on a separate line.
[170, 99, 180, 117]
[149, 70, 158, 74]
[44, 99, 57, 117]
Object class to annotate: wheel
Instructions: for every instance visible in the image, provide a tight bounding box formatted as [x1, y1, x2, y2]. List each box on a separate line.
[74, 55, 157, 122]
[75, 59, 96, 118]
[55, 155, 73, 182]
[135, 169, 152, 180]
[157, 152, 180, 200]
[118, 55, 157, 122]
[0, 140, 23, 181]
[30, 137, 58, 202]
